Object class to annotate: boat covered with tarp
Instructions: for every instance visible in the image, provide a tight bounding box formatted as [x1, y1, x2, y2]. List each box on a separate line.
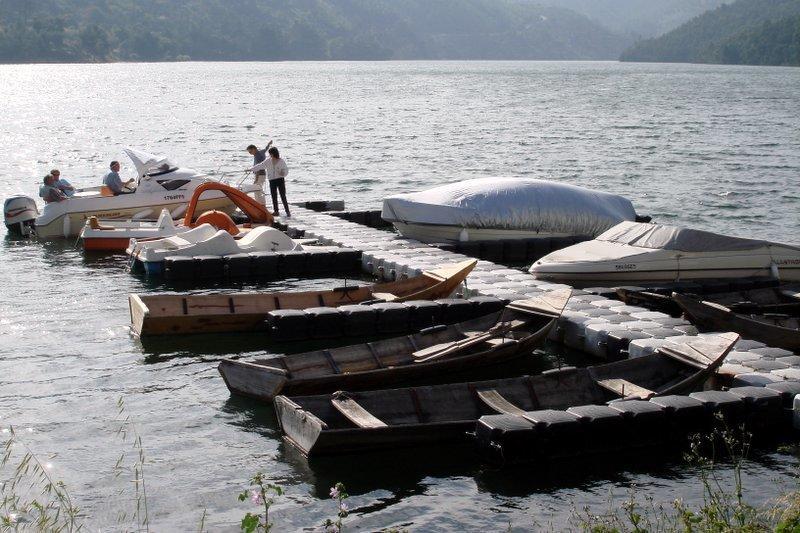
[381, 178, 639, 243]
[530, 221, 800, 285]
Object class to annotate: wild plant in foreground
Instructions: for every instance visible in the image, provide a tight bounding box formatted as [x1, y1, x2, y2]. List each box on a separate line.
[114, 398, 150, 532]
[0, 426, 82, 532]
[571, 421, 775, 532]
[238, 472, 283, 532]
[323, 482, 349, 532]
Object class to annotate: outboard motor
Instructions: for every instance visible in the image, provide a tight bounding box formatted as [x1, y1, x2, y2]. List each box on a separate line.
[4, 195, 39, 236]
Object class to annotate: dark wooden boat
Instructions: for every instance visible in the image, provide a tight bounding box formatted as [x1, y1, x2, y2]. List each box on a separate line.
[129, 259, 477, 337]
[673, 289, 800, 352]
[274, 332, 738, 456]
[616, 287, 681, 315]
[219, 290, 572, 401]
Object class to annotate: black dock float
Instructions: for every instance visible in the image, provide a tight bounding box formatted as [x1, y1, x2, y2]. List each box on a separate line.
[474, 382, 798, 466]
[266, 296, 509, 341]
[162, 248, 362, 281]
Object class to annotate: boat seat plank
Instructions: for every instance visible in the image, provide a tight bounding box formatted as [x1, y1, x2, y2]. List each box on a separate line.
[597, 378, 654, 399]
[331, 393, 387, 428]
[484, 338, 519, 347]
[476, 389, 528, 416]
[780, 288, 800, 301]
[372, 292, 397, 302]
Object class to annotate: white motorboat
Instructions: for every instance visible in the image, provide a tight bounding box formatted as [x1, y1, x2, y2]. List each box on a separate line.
[381, 178, 642, 244]
[127, 225, 303, 275]
[529, 221, 800, 286]
[4, 148, 261, 238]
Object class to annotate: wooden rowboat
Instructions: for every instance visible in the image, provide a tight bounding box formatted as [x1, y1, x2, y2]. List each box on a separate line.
[673, 290, 800, 352]
[219, 290, 572, 401]
[275, 332, 738, 456]
[129, 259, 477, 337]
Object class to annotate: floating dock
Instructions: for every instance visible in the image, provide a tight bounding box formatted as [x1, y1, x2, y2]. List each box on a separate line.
[280, 206, 798, 389]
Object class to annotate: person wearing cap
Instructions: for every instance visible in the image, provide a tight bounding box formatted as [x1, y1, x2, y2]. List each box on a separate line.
[50, 169, 75, 197]
[39, 174, 67, 203]
[246, 139, 272, 204]
[102, 160, 134, 195]
[247, 146, 291, 217]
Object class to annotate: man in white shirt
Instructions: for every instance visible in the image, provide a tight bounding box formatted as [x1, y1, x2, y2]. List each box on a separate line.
[248, 147, 291, 217]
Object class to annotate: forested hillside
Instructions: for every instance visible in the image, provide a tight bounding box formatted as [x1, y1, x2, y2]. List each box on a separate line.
[620, 0, 800, 65]
[537, 0, 732, 38]
[0, 0, 627, 62]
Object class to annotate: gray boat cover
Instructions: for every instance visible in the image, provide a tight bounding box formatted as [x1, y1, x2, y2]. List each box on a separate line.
[597, 221, 799, 252]
[381, 178, 637, 236]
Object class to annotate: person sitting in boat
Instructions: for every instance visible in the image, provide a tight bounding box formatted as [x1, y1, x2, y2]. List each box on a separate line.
[247, 146, 291, 217]
[51, 169, 75, 197]
[246, 139, 273, 204]
[39, 174, 67, 203]
[102, 160, 135, 195]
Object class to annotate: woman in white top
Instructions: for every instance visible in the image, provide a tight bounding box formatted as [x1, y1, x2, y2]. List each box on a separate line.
[249, 146, 291, 217]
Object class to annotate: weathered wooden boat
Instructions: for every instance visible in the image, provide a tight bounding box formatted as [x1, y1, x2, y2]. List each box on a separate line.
[274, 332, 738, 456]
[129, 259, 477, 337]
[616, 287, 682, 315]
[219, 290, 571, 401]
[673, 289, 800, 352]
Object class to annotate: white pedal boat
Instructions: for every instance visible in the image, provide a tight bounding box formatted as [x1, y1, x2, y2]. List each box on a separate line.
[127, 225, 302, 275]
[80, 181, 273, 252]
[381, 178, 641, 243]
[529, 221, 800, 286]
[4, 148, 261, 238]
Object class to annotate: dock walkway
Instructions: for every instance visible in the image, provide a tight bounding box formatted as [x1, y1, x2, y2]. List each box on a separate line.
[282, 207, 798, 386]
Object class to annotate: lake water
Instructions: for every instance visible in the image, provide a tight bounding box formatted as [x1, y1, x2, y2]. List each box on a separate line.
[0, 61, 799, 531]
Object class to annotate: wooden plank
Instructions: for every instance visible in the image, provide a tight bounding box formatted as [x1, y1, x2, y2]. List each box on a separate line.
[508, 288, 571, 317]
[476, 389, 528, 416]
[331, 393, 387, 428]
[597, 378, 654, 399]
[372, 292, 398, 302]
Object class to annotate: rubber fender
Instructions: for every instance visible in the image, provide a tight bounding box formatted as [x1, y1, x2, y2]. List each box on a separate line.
[224, 253, 252, 278]
[765, 381, 800, 408]
[698, 279, 732, 294]
[337, 304, 379, 337]
[371, 302, 411, 334]
[479, 241, 504, 263]
[565, 405, 628, 455]
[468, 296, 509, 316]
[501, 240, 528, 264]
[192, 255, 224, 280]
[727, 386, 784, 433]
[405, 300, 444, 331]
[249, 251, 279, 279]
[266, 309, 310, 342]
[526, 238, 552, 261]
[608, 400, 668, 450]
[474, 414, 538, 466]
[164, 256, 195, 281]
[605, 330, 652, 361]
[303, 250, 336, 275]
[304, 307, 345, 340]
[277, 250, 309, 276]
[688, 390, 747, 427]
[435, 298, 477, 324]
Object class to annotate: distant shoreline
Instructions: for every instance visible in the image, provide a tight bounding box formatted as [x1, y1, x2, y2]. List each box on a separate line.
[0, 59, 796, 68]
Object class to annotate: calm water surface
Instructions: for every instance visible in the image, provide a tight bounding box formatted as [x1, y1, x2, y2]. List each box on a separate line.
[1, 61, 799, 531]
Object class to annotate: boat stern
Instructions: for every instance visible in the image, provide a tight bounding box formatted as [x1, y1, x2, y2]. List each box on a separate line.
[218, 360, 288, 401]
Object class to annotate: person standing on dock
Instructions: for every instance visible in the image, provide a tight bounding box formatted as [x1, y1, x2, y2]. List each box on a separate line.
[248, 146, 291, 217]
[246, 139, 272, 205]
